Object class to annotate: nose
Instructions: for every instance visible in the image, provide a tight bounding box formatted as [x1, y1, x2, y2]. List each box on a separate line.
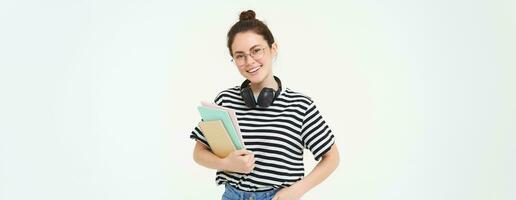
[244, 54, 257, 65]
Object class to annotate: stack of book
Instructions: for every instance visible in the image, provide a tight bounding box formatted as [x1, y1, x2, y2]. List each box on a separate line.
[197, 101, 245, 158]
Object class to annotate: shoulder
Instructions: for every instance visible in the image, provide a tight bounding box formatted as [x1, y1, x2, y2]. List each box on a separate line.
[213, 86, 241, 104]
[281, 87, 314, 106]
[217, 85, 241, 96]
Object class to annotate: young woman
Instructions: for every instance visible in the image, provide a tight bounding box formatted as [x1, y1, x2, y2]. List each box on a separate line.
[190, 10, 340, 200]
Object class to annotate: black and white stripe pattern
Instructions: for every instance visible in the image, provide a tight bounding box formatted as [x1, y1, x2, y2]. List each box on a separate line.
[190, 86, 335, 192]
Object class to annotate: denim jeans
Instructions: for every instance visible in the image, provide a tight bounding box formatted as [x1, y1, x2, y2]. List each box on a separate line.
[221, 184, 279, 200]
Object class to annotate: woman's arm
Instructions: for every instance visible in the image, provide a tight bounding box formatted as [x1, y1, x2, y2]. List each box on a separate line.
[272, 143, 340, 200]
[193, 141, 256, 173]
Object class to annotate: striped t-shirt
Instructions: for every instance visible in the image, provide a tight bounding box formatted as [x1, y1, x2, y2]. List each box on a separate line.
[190, 85, 336, 192]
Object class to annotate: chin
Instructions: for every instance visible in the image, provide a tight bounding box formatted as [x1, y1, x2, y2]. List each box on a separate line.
[241, 67, 269, 83]
[247, 74, 266, 83]
[246, 77, 261, 84]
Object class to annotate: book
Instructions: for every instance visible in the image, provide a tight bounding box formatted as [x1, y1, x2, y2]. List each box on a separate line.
[197, 103, 245, 150]
[198, 120, 236, 158]
[200, 101, 244, 147]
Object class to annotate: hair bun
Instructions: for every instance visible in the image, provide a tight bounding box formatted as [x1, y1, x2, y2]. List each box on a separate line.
[239, 10, 256, 21]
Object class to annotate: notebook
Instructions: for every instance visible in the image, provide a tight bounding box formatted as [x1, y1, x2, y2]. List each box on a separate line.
[198, 120, 236, 158]
[197, 105, 245, 150]
[201, 101, 244, 147]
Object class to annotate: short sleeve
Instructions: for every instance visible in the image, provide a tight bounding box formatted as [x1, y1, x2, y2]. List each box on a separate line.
[301, 101, 336, 161]
[190, 124, 210, 147]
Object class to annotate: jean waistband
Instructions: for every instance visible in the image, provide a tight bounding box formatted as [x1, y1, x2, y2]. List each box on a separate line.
[225, 183, 277, 193]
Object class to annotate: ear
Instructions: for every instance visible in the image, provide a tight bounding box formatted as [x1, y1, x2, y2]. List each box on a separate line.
[271, 42, 278, 56]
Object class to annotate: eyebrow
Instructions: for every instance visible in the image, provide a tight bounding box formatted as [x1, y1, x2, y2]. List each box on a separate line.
[233, 45, 262, 54]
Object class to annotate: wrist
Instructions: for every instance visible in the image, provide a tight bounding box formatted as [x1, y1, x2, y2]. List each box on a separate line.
[291, 180, 309, 196]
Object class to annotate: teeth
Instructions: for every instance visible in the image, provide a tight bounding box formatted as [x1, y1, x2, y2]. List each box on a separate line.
[248, 67, 260, 73]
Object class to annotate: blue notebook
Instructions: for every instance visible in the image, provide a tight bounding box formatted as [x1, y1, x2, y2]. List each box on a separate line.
[197, 106, 244, 150]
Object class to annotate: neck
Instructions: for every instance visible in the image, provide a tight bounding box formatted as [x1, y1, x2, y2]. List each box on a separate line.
[250, 75, 277, 95]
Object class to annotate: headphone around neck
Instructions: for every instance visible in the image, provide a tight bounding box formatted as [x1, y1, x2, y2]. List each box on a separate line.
[240, 76, 282, 108]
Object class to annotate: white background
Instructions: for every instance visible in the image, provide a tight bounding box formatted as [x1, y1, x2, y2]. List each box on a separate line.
[1, 0, 514, 199]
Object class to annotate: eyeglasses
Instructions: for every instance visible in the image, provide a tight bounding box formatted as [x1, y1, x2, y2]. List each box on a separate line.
[231, 48, 266, 65]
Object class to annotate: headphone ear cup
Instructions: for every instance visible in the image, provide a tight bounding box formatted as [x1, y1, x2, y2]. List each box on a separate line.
[257, 88, 275, 107]
[241, 87, 257, 108]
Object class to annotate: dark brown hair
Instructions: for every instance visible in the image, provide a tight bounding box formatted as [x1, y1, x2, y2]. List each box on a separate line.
[227, 10, 275, 56]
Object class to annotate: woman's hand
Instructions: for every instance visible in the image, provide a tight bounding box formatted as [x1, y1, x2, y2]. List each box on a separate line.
[222, 149, 255, 173]
[272, 144, 340, 200]
[271, 185, 305, 200]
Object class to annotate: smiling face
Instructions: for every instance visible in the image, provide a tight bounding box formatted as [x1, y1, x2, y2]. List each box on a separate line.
[231, 31, 277, 84]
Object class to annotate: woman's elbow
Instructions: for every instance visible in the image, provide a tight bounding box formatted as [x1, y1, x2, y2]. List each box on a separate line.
[323, 144, 340, 168]
[192, 141, 204, 165]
